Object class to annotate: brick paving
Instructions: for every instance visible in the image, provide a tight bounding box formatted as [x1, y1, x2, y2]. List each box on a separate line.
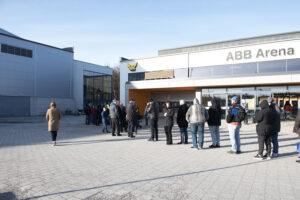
[0, 116, 299, 200]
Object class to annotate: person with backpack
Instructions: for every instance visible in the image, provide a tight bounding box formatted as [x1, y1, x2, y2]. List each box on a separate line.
[254, 100, 277, 160]
[226, 96, 246, 154]
[207, 98, 222, 148]
[186, 98, 208, 150]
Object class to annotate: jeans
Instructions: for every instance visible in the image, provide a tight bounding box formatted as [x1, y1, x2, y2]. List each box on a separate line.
[102, 119, 108, 133]
[180, 127, 188, 143]
[228, 124, 241, 152]
[190, 123, 205, 148]
[209, 126, 220, 146]
[145, 116, 149, 126]
[150, 118, 158, 140]
[271, 132, 279, 154]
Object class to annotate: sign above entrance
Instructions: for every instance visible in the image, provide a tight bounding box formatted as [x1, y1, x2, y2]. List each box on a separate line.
[226, 47, 295, 61]
[127, 62, 138, 71]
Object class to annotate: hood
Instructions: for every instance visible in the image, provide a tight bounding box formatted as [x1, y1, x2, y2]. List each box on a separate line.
[260, 100, 269, 109]
[193, 98, 199, 105]
[211, 98, 220, 109]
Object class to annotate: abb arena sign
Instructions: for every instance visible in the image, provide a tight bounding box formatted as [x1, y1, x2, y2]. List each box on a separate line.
[226, 47, 295, 61]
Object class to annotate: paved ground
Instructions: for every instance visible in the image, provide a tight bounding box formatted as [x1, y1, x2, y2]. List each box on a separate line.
[0, 116, 299, 200]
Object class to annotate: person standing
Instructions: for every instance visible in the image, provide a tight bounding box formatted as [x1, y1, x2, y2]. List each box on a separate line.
[110, 99, 121, 136]
[126, 99, 135, 138]
[177, 100, 189, 144]
[164, 101, 174, 145]
[147, 98, 159, 141]
[186, 98, 208, 150]
[284, 101, 292, 120]
[95, 105, 101, 126]
[46, 102, 62, 146]
[241, 99, 249, 125]
[119, 102, 127, 133]
[254, 100, 276, 160]
[144, 101, 150, 127]
[293, 109, 300, 163]
[84, 103, 91, 125]
[267, 97, 281, 157]
[207, 98, 222, 148]
[226, 96, 246, 154]
[101, 107, 109, 133]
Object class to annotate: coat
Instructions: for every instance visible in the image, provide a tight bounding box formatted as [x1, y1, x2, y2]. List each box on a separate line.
[46, 107, 62, 131]
[177, 104, 189, 128]
[186, 98, 208, 124]
[270, 103, 281, 133]
[164, 107, 174, 127]
[147, 101, 159, 119]
[255, 100, 276, 136]
[207, 98, 221, 126]
[110, 103, 119, 119]
[293, 109, 300, 137]
[126, 103, 135, 121]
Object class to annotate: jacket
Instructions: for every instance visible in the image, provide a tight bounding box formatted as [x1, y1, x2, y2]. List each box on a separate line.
[110, 103, 119, 119]
[255, 100, 276, 136]
[177, 104, 189, 128]
[164, 107, 174, 127]
[207, 98, 221, 126]
[186, 98, 208, 124]
[46, 107, 62, 131]
[126, 103, 135, 121]
[147, 101, 159, 119]
[293, 109, 300, 137]
[101, 110, 108, 121]
[270, 103, 281, 133]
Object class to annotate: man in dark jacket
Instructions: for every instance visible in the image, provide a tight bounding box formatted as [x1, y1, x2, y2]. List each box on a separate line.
[126, 99, 135, 138]
[119, 102, 127, 133]
[267, 97, 281, 157]
[254, 100, 277, 160]
[84, 104, 91, 125]
[164, 101, 174, 145]
[147, 98, 159, 141]
[177, 100, 189, 144]
[110, 99, 121, 136]
[207, 98, 222, 148]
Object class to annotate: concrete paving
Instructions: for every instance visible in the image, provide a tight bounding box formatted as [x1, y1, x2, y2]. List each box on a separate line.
[0, 116, 299, 200]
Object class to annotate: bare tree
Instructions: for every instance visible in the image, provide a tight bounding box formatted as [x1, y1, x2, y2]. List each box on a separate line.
[112, 66, 120, 100]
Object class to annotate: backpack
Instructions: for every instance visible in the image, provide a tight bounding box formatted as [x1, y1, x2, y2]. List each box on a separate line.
[226, 105, 246, 123]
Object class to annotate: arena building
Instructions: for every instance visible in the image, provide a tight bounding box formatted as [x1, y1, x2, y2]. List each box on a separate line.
[120, 31, 300, 120]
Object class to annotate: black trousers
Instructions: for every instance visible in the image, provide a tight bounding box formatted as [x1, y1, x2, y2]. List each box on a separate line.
[51, 131, 57, 141]
[150, 118, 158, 140]
[120, 118, 127, 132]
[258, 134, 272, 156]
[111, 118, 120, 135]
[164, 126, 173, 144]
[127, 120, 134, 136]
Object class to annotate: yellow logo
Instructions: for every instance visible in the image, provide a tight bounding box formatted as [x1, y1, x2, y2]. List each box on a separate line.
[127, 62, 137, 71]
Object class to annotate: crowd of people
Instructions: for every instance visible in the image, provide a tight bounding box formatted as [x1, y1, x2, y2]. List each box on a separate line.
[46, 95, 300, 163]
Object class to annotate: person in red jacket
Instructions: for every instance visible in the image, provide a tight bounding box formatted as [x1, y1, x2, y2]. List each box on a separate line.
[284, 101, 292, 120]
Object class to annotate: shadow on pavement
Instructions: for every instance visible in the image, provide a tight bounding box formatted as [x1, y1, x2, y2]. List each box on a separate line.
[0, 192, 18, 200]
[23, 151, 298, 200]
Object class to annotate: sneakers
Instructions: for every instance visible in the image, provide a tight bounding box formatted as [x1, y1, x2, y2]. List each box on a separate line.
[267, 156, 272, 160]
[254, 154, 264, 160]
[177, 141, 183, 144]
[209, 144, 216, 148]
[236, 150, 242, 154]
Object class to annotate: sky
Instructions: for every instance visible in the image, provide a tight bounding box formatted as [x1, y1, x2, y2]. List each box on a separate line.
[0, 0, 300, 67]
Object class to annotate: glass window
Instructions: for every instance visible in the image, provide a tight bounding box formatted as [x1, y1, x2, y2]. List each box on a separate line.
[21, 48, 26, 56]
[259, 60, 286, 73]
[256, 86, 287, 92]
[288, 85, 300, 92]
[174, 68, 188, 79]
[190, 66, 211, 78]
[1, 44, 8, 53]
[128, 72, 145, 81]
[228, 87, 255, 93]
[8, 46, 14, 54]
[15, 47, 21, 55]
[212, 65, 232, 76]
[287, 59, 300, 72]
[232, 62, 257, 75]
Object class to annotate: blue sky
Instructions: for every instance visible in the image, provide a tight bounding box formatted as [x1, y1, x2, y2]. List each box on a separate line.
[0, 0, 299, 67]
